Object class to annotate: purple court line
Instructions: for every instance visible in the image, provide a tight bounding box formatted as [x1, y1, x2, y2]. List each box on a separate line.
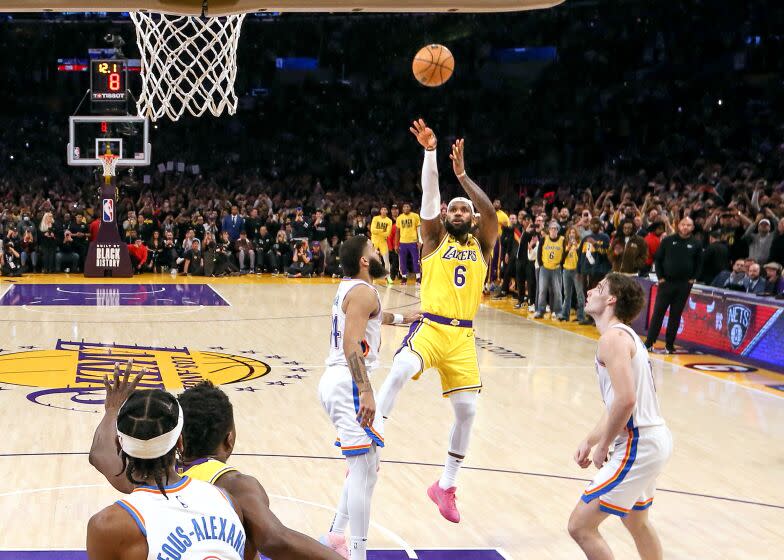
[0, 551, 504, 560]
[0, 284, 228, 306]
[0, 451, 780, 511]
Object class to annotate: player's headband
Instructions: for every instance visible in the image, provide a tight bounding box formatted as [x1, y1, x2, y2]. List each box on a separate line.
[117, 402, 184, 460]
[447, 197, 475, 215]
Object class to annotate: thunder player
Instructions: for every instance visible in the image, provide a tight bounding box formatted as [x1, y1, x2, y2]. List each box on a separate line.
[569, 273, 673, 560]
[376, 119, 499, 523]
[87, 389, 248, 560]
[319, 235, 419, 559]
[89, 363, 341, 560]
[370, 206, 394, 285]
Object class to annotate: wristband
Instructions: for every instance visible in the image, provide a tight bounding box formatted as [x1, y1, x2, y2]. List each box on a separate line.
[393, 313, 404, 325]
[456, 171, 467, 179]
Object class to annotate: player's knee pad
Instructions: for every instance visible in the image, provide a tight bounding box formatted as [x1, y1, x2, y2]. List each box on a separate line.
[449, 391, 478, 423]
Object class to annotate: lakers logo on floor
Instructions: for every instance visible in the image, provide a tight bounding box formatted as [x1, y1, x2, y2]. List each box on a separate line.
[0, 339, 270, 412]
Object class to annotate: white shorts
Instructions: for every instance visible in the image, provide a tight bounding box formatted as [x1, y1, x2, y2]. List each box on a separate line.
[582, 424, 672, 517]
[318, 365, 384, 457]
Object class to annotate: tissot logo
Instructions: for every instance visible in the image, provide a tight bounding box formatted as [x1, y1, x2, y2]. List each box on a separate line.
[0, 340, 269, 412]
[726, 304, 752, 349]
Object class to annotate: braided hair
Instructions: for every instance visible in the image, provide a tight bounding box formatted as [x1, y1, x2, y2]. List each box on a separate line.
[117, 389, 180, 496]
[178, 381, 234, 460]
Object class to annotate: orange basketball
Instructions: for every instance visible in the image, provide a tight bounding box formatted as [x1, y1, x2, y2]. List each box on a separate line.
[412, 44, 454, 87]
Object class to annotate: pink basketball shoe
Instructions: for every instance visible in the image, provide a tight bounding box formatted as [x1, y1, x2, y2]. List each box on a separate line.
[319, 532, 349, 559]
[427, 481, 460, 523]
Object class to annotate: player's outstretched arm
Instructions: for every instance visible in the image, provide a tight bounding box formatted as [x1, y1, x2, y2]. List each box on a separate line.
[410, 118, 445, 253]
[343, 285, 380, 429]
[450, 139, 498, 260]
[226, 471, 344, 559]
[592, 331, 637, 469]
[89, 361, 145, 494]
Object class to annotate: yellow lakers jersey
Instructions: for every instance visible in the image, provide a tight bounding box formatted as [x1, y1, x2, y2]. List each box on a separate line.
[541, 236, 565, 270]
[370, 216, 392, 240]
[496, 210, 510, 236]
[421, 234, 487, 321]
[396, 212, 421, 244]
[563, 243, 579, 270]
[180, 458, 238, 485]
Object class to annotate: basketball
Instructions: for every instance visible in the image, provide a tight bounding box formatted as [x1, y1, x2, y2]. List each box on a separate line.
[412, 44, 454, 87]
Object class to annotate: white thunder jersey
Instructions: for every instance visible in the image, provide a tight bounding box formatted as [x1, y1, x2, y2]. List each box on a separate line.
[325, 278, 382, 371]
[596, 323, 665, 429]
[116, 476, 246, 560]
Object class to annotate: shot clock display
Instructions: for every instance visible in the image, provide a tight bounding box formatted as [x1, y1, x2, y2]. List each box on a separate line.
[90, 59, 128, 113]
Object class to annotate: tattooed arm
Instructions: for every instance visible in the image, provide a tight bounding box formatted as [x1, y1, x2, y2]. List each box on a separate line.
[342, 285, 381, 428]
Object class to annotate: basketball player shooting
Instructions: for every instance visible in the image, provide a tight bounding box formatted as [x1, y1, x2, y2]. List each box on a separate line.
[568, 273, 673, 560]
[318, 235, 420, 559]
[375, 119, 499, 523]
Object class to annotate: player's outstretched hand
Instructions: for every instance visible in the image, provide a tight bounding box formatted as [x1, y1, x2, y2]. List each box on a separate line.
[409, 118, 437, 150]
[357, 390, 376, 429]
[450, 139, 466, 177]
[103, 360, 146, 412]
[574, 440, 592, 469]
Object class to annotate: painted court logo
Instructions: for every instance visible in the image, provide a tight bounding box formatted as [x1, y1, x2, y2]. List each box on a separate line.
[726, 304, 752, 349]
[0, 340, 270, 412]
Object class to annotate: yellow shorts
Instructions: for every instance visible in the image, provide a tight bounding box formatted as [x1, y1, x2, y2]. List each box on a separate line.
[397, 318, 481, 396]
[371, 237, 389, 254]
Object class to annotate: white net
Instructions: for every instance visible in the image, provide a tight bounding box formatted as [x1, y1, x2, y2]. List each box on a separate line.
[130, 11, 246, 121]
[99, 154, 119, 177]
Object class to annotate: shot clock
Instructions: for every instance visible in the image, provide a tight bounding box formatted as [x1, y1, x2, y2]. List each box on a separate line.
[90, 59, 128, 113]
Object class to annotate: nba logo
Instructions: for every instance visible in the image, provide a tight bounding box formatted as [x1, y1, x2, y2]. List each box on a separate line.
[102, 198, 114, 222]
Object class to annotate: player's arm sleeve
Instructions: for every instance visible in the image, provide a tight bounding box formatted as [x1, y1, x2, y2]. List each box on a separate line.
[420, 150, 441, 220]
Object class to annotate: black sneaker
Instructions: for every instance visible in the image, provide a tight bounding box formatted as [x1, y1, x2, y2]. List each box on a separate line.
[513, 302, 524, 309]
[493, 291, 507, 300]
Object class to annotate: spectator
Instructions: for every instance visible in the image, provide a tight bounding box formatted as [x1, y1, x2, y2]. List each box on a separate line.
[214, 231, 240, 276]
[711, 259, 747, 290]
[70, 214, 89, 269]
[608, 219, 648, 275]
[310, 241, 326, 276]
[147, 230, 164, 273]
[291, 207, 311, 239]
[642, 221, 666, 276]
[577, 217, 611, 324]
[699, 230, 730, 285]
[56, 230, 80, 272]
[534, 221, 564, 319]
[743, 263, 766, 295]
[770, 219, 784, 266]
[266, 230, 291, 274]
[127, 237, 148, 274]
[254, 225, 272, 272]
[645, 217, 703, 353]
[183, 239, 204, 276]
[221, 205, 244, 242]
[325, 236, 343, 277]
[762, 262, 784, 295]
[558, 226, 585, 322]
[2, 241, 21, 277]
[39, 212, 57, 273]
[495, 212, 521, 299]
[743, 216, 778, 264]
[19, 229, 37, 272]
[287, 239, 313, 278]
[244, 208, 262, 241]
[235, 230, 255, 273]
[162, 231, 179, 272]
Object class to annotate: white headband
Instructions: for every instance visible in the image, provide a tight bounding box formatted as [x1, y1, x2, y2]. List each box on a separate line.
[448, 197, 475, 215]
[117, 403, 184, 460]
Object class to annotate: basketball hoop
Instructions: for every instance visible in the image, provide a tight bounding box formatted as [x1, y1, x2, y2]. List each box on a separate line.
[98, 153, 120, 183]
[130, 11, 246, 121]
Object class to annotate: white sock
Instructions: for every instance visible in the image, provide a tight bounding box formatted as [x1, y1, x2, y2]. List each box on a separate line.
[348, 536, 368, 560]
[439, 454, 463, 490]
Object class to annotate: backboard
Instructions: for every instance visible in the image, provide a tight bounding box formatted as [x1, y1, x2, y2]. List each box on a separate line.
[0, 0, 564, 15]
[67, 115, 151, 167]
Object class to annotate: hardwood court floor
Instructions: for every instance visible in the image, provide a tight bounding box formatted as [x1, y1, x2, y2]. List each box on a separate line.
[0, 274, 782, 559]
